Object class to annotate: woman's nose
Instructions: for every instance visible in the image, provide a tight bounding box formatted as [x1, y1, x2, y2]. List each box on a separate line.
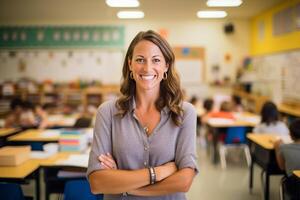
[142, 60, 152, 71]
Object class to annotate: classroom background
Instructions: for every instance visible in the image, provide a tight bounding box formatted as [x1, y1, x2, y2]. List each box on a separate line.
[0, 0, 300, 200]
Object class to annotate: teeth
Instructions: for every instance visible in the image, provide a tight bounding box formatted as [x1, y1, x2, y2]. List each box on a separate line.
[141, 75, 155, 80]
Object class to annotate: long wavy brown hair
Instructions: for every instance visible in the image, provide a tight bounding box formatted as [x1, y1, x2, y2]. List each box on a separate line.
[116, 30, 183, 126]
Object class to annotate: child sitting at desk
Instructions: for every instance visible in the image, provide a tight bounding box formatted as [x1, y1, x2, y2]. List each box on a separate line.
[205, 101, 235, 120]
[253, 101, 289, 137]
[231, 95, 244, 112]
[202, 101, 235, 143]
[274, 119, 300, 199]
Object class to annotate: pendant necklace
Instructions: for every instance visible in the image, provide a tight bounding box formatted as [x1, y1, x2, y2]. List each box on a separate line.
[143, 126, 149, 134]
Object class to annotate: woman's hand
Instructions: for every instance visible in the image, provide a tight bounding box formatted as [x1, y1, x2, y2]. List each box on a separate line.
[98, 153, 118, 169]
[98, 154, 177, 181]
[155, 162, 177, 181]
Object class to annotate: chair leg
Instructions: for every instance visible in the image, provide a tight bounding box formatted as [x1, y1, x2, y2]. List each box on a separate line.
[244, 146, 251, 167]
[219, 145, 226, 169]
[279, 180, 284, 200]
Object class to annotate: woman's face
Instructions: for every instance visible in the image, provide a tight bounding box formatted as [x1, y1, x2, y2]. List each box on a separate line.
[129, 40, 168, 93]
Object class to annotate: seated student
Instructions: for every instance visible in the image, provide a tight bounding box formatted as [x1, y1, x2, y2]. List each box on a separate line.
[274, 119, 300, 199]
[205, 101, 235, 120]
[201, 98, 214, 123]
[19, 100, 38, 129]
[4, 98, 23, 128]
[231, 95, 244, 112]
[189, 96, 201, 133]
[34, 104, 49, 129]
[5, 99, 47, 129]
[202, 101, 235, 143]
[253, 101, 289, 137]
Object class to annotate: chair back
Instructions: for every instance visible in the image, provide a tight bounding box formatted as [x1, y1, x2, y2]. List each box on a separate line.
[0, 183, 25, 200]
[63, 179, 103, 200]
[225, 127, 247, 144]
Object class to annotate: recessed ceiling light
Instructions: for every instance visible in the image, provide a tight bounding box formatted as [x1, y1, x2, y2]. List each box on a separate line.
[117, 11, 144, 19]
[207, 0, 242, 7]
[106, 0, 139, 7]
[197, 11, 227, 18]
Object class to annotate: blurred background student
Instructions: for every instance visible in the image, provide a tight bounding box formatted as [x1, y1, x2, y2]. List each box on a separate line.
[253, 101, 289, 137]
[4, 98, 48, 129]
[231, 95, 244, 112]
[274, 119, 300, 199]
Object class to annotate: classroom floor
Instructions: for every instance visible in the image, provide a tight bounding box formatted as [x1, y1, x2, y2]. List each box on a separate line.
[22, 139, 284, 200]
[187, 140, 283, 200]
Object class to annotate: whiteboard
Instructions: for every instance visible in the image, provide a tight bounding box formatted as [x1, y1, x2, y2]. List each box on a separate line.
[252, 50, 300, 101]
[175, 60, 203, 84]
[282, 51, 300, 100]
[0, 50, 124, 84]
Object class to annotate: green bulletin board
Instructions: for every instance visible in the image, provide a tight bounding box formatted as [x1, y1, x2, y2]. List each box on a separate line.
[0, 26, 124, 48]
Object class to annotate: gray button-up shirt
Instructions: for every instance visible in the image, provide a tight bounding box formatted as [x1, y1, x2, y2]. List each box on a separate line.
[87, 98, 198, 200]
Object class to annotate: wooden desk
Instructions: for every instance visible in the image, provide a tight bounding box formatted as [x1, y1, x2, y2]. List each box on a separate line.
[8, 129, 59, 142]
[278, 104, 300, 118]
[247, 134, 284, 200]
[40, 152, 88, 200]
[47, 114, 79, 128]
[0, 128, 20, 137]
[207, 112, 260, 128]
[294, 170, 300, 178]
[0, 159, 40, 179]
[206, 112, 260, 164]
[0, 159, 41, 200]
[0, 128, 21, 147]
[0, 151, 87, 200]
[40, 152, 86, 167]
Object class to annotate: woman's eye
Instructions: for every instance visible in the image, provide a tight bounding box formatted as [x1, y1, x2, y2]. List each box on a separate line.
[136, 58, 144, 63]
[153, 59, 160, 63]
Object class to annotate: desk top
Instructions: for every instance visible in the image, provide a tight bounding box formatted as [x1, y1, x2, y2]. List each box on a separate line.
[8, 129, 59, 142]
[0, 128, 20, 137]
[207, 112, 260, 128]
[0, 159, 40, 179]
[0, 151, 87, 179]
[47, 114, 79, 127]
[247, 134, 278, 150]
[278, 104, 300, 117]
[293, 170, 300, 178]
[40, 152, 78, 166]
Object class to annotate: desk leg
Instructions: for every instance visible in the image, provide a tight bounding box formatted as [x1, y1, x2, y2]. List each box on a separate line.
[249, 158, 254, 193]
[211, 127, 218, 164]
[35, 169, 40, 200]
[264, 172, 270, 200]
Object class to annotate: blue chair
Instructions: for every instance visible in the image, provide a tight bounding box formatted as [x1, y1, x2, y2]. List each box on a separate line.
[0, 183, 25, 200]
[63, 179, 103, 200]
[219, 127, 251, 169]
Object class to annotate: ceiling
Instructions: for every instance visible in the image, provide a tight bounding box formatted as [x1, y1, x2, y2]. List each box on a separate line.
[0, 0, 285, 23]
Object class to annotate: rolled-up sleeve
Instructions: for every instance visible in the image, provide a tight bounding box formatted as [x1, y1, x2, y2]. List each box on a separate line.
[175, 103, 199, 174]
[86, 101, 113, 177]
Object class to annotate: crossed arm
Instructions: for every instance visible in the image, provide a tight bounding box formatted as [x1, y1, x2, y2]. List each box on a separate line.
[88, 154, 196, 196]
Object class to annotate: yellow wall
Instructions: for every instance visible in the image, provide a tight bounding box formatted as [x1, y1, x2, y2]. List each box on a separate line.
[251, 0, 300, 55]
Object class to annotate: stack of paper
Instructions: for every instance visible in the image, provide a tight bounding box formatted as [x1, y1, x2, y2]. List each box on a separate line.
[59, 129, 87, 152]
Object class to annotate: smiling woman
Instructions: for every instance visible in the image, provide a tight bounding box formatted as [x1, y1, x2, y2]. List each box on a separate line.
[87, 30, 198, 200]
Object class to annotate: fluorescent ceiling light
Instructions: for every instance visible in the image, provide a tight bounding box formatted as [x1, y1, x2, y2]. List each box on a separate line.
[117, 11, 144, 19]
[106, 0, 139, 7]
[197, 11, 227, 18]
[207, 0, 242, 7]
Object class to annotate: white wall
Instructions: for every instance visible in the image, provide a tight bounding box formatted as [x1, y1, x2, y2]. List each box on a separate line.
[0, 18, 250, 98]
